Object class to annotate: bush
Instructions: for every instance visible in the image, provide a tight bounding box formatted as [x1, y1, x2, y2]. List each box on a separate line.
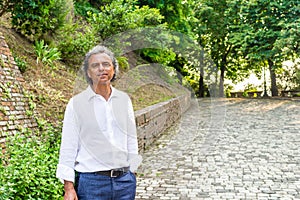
[73, 0, 99, 18]
[55, 21, 99, 67]
[8, 0, 71, 41]
[87, 0, 165, 40]
[0, 125, 63, 200]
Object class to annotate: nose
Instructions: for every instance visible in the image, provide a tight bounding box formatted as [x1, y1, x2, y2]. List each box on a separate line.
[98, 65, 105, 70]
[97, 64, 106, 70]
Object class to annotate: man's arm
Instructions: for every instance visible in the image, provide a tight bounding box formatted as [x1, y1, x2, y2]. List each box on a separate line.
[56, 99, 80, 197]
[127, 97, 142, 171]
[64, 180, 78, 200]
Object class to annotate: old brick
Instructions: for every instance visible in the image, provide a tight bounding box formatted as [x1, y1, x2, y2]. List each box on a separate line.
[0, 35, 38, 139]
[0, 121, 7, 126]
[1, 101, 11, 106]
[8, 125, 15, 130]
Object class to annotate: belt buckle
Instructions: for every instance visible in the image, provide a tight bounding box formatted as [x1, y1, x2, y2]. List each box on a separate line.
[110, 170, 117, 178]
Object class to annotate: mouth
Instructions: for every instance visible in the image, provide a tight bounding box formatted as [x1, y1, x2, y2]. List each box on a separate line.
[97, 73, 109, 80]
[98, 73, 108, 77]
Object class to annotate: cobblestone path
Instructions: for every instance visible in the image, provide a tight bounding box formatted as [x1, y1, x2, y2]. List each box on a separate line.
[135, 98, 300, 200]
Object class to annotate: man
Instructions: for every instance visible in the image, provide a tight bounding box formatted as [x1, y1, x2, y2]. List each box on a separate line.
[56, 45, 141, 200]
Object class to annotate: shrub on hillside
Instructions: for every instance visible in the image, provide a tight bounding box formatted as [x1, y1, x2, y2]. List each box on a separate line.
[55, 21, 99, 67]
[0, 125, 63, 199]
[7, 0, 72, 41]
[73, 0, 100, 18]
[87, 0, 165, 40]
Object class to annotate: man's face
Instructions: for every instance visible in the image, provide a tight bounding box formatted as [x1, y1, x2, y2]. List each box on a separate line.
[87, 53, 115, 85]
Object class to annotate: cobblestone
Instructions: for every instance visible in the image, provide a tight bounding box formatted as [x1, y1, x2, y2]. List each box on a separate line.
[136, 98, 300, 199]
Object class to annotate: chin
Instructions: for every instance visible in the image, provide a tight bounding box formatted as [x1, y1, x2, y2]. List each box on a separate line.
[96, 80, 111, 85]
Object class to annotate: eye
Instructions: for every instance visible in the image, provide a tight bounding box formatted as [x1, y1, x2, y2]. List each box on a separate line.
[102, 62, 111, 68]
[90, 63, 99, 69]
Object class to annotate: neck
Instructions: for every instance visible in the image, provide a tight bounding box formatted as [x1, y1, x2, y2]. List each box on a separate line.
[92, 83, 111, 101]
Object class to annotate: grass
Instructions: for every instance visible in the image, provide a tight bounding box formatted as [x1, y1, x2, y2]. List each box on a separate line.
[131, 83, 176, 111]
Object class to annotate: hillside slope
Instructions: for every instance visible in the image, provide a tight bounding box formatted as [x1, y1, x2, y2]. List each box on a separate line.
[0, 16, 189, 125]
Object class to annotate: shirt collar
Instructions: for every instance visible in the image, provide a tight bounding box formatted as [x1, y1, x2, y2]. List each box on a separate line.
[86, 85, 116, 101]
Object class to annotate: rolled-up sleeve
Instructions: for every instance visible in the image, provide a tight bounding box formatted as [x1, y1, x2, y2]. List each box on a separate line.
[56, 98, 79, 183]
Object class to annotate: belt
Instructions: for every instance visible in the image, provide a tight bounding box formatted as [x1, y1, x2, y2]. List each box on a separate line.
[95, 167, 130, 177]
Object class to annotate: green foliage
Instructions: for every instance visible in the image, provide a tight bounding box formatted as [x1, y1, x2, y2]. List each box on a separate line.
[8, 0, 71, 40]
[182, 63, 200, 92]
[14, 56, 28, 73]
[244, 83, 258, 92]
[117, 56, 130, 71]
[138, 0, 195, 35]
[296, 71, 300, 89]
[88, 0, 114, 8]
[142, 48, 176, 66]
[0, 106, 7, 115]
[0, 82, 12, 99]
[233, 0, 299, 62]
[55, 21, 98, 67]
[193, 0, 239, 96]
[0, 125, 63, 199]
[3, 0, 299, 99]
[74, 0, 100, 18]
[228, 0, 300, 96]
[34, 40, 61, 68]
[0, 0, 13, 17]
[87, 0, 164, 40]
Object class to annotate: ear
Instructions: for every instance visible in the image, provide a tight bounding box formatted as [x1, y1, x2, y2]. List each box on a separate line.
[87, 70, 91, 78]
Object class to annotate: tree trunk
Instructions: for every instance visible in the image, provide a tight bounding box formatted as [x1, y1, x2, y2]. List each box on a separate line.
[198, 50, 205, 97]
[218, 45, 231, 97]
[219, 65, 225, 97]
[268, 59, 278, 96]
[198, 74, 204, 97]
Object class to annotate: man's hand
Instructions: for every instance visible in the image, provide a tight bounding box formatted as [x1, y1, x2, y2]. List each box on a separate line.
[64, 180, 78, 200]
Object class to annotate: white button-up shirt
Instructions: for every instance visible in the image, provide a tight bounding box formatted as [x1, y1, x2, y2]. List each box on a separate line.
[56, 86, 141, 183]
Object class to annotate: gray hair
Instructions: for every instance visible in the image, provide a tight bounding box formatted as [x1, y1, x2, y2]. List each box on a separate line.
[82, 45, 119, 85]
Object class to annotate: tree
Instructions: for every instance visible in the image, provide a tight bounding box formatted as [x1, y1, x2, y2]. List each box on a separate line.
[138, 0, 194, 35]
[193, 0, 240, 97]
[137, 0, 199, 95]
[231, 0, 300, 96]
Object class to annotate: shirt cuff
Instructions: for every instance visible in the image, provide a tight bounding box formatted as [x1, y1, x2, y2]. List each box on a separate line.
[56, 164, 75, 184]
[128, 154, 143, 172]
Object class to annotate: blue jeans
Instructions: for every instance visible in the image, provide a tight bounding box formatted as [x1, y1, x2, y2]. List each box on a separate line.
[75, 171, 136, 200]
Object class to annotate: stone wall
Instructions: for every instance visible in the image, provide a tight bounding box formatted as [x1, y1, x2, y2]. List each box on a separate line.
[0, 33, 37, 143]
[135, 94, 190, 152]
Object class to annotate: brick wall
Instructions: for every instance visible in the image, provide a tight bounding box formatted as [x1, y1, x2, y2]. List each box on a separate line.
[0, 32, 37, 143]
[135, 94, 190, 152]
